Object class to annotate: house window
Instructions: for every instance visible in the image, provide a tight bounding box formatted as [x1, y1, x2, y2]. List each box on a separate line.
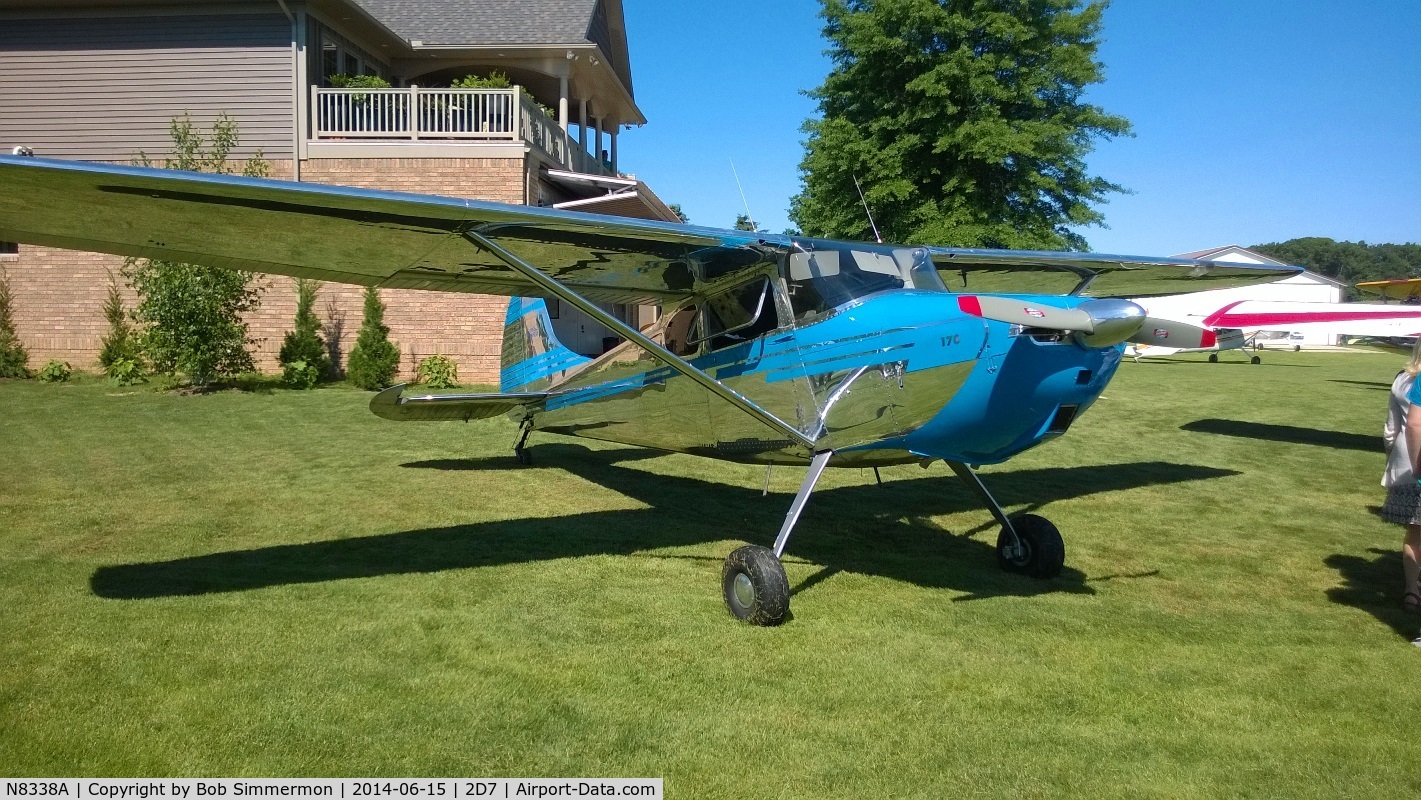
[547, 299, 560, 319]
[314, 24, 389, 86]
[321, 36, 340, 84]
[0, 242, 17, 261]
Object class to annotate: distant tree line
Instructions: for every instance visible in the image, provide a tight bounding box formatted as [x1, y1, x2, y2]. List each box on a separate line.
[1250, 237, 1421, 296]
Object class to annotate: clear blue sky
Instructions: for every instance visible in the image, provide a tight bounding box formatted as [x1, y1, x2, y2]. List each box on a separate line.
[618, 0, 1420, 256]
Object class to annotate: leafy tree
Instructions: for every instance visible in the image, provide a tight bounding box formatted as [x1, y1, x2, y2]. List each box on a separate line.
[0, 265, 29, 378]
[127, 114, 267, 386]
[1251, 238, 1421, 297]
[668, 203, 690, 224]
[98, 271, 141, 369]
[791, 0, 1131, 250]
[278, 279, 330, 388]
[347, 286, 400, 390]
[734, 213, 763, 232]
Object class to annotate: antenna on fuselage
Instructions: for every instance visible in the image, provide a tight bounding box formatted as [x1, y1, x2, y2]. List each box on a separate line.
[730, 158, 760, 233]
[853, 174, 882, 244]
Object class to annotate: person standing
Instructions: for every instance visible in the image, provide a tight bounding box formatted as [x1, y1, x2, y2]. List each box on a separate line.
[1394, 346, 1421, 641]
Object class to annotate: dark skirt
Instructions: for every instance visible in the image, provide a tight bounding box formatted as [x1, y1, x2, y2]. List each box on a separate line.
[1381, 482, 1421, 525]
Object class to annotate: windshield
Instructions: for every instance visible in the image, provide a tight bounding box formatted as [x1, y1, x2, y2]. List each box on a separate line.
[784, 238, 947, 323]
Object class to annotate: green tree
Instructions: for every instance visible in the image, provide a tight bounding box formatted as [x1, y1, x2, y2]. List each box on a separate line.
[1251, 238, 1421, 296]
[126, 114, 267, 386]
[278, 279, 330, 388]
[97, 271, 141, 369]
[347, 286, 400, 390]
[0, 265, 29, 378]
[668, 203, 690, 224]
[733, 213, 763, 232]
[791, 0, 1131, 250]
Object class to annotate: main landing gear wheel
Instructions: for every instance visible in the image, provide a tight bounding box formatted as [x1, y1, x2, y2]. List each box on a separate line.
[996, 514, 1065, 579]
[1251, 355, 1262, 364]
[1207, 353, 1219, 363]
[723, 545, 790, 626]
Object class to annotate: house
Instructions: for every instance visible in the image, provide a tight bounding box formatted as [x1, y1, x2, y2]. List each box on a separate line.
[0, 0, 676, 380]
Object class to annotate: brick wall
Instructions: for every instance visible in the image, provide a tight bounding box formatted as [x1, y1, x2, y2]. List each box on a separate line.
[4, 156, 527, 385]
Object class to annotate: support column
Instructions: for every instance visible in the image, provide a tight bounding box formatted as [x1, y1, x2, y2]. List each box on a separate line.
[578, 99, 588, 150]
[609, 125, 618, 174]
[558, 74, 569, 131]
[593, 115, 604, 167]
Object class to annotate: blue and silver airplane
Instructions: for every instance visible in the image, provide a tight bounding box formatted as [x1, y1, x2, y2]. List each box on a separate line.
[0, 155, 1299, 624]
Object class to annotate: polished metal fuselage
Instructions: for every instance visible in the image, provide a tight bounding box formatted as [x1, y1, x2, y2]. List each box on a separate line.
[530, 289, 1121, 467]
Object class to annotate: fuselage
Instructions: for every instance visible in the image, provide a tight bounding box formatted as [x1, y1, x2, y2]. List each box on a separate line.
[532, 288, 1121, 467]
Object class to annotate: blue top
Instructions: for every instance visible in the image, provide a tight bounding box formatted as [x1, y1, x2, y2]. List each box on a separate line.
[1407, 374, 1421, 405]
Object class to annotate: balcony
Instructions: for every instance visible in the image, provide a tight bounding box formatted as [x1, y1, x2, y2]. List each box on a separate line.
[309, 86, 611, 176]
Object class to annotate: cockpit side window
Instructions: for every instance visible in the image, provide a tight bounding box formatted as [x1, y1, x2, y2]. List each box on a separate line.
[697, 277, 780, 351]
[784, 239, 947, 324]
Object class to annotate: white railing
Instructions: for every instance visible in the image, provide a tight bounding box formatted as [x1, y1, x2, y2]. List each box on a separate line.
[310, 86, 609, 174]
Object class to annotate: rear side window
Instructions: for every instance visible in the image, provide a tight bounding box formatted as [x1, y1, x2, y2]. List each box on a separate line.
[699, 278, 779, 350]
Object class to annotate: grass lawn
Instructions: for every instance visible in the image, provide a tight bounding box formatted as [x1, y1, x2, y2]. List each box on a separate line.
[1, 351, 1417, 796]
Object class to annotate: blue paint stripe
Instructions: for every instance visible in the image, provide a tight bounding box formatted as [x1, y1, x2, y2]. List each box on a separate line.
[502, 348, 586, 391]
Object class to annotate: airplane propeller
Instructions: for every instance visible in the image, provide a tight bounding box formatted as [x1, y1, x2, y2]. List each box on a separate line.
[956, 295, 1221, 350]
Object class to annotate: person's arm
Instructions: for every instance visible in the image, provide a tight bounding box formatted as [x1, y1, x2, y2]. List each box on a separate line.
[1386, 390, 1402, 451]
[1407, 403, 1421, 478]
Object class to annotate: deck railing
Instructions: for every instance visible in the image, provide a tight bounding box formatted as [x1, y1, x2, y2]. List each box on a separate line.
[310, 85, 609, 175]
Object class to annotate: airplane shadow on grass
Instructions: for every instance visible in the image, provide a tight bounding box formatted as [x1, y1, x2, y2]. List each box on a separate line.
[91, 445, 1234, 605]
[1181, 418, 1383, 452]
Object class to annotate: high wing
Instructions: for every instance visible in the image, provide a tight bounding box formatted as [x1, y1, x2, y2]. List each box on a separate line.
[0, 156, 1297, 304]
[1357, 278, 1421, 303]
[928, 247, 1300, 298]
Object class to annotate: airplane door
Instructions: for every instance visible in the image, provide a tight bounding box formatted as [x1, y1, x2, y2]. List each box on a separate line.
[703, 277, 820, 458]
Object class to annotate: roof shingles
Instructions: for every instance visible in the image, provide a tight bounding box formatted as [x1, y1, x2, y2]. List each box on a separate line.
[352, 0, 599, 46]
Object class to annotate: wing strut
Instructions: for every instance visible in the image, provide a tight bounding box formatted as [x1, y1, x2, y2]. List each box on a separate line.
[463, 230, 816, 453]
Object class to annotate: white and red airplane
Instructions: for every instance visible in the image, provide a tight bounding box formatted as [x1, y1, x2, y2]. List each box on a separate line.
[1125, 283, 1421, 362]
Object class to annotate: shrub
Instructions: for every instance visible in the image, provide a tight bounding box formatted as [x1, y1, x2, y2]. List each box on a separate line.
[0, 265, 28, 378]
[106, 358, 146, 386]
[346, 286, 400, 390]
[98, 271, 141, 369]
[278, 279, 329, 388]
[128, 113, 266, 387]
[451, 71, 511, 89]
[416, 354, 459, 389]
[281, 360, 321, 390]
[328, 74, 392, 89]
[36, 360, 71, 383]
[128, 258, 261, 386]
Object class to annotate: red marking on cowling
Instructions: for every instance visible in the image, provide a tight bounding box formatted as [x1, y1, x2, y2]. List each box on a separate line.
[958, 296, 982, 316]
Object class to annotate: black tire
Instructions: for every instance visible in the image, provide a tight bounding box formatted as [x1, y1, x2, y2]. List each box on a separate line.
[996, 514, 1065, 579]
[722, 545, 790, 625]
[1250, 355, 1262, 364]
[1207, 353, 1219, 363]
[1292, 345, 1300, 352]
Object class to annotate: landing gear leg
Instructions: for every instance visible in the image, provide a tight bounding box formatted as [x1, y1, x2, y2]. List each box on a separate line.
[947, 461, 1064, 579]
[513, 418, 534, 465]
[723, 450, 833, 625]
